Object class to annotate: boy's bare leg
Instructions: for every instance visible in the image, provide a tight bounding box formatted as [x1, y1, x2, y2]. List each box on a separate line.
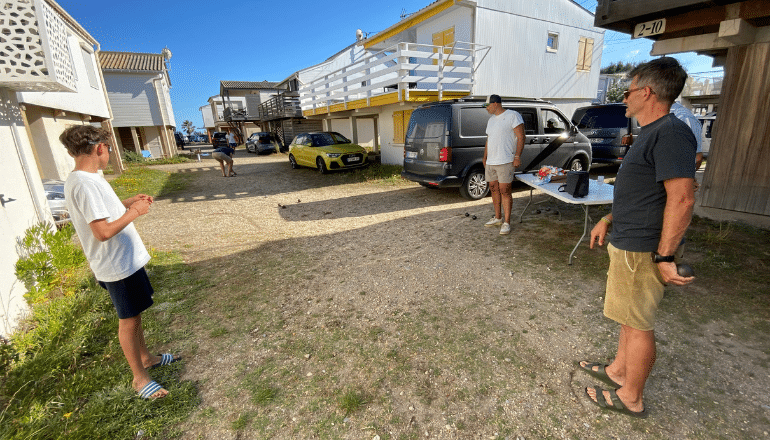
[118, 315, 167, 398]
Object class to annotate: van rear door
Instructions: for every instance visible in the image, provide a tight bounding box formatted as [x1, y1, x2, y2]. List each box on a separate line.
[403, 105, 451, 175]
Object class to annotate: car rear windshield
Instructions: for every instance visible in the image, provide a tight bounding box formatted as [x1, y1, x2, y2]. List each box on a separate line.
[575, 107, 628, 130]
[213, 133, 226, 139]
[406, 106, 450, 144]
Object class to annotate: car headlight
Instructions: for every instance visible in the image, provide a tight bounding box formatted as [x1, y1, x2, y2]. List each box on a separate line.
[326, 153, 341, 158]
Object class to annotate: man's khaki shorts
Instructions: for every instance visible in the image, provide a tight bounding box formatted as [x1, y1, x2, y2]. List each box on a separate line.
[603, 243, 666, 331]
[212, 151, 233, 164]
[485, 163, 515, 184]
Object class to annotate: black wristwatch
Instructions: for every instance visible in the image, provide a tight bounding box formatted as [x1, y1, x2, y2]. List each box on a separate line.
[652, 252, 675, 263]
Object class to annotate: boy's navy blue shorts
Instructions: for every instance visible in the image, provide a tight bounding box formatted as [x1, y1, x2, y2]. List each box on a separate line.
[98, 267, 154, 319]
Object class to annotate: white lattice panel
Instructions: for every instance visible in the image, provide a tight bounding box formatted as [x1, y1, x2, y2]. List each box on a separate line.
[0, 0, 77, 92]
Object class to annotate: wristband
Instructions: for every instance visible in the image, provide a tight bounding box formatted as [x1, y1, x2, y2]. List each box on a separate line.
[600, 216, 611, 225]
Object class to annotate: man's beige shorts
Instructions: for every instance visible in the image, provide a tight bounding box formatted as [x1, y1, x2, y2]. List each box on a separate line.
[603, 243, 666, 331]
[485, 163, 515, 184]
[212, 151, 233, 164]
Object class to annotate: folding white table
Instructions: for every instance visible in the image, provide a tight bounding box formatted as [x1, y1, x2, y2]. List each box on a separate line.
[515, 173, 614, 265]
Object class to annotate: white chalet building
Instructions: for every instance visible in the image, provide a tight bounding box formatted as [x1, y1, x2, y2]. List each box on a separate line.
[298, 0, 604, 165]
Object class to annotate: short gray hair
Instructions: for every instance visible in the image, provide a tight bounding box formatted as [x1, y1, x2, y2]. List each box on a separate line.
[628, 57, 688, 105]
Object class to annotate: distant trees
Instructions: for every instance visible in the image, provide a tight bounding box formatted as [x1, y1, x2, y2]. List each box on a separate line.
[605, 83, 627, 103]
[181, 120, 195, 136]
[601, 61, 639, 75]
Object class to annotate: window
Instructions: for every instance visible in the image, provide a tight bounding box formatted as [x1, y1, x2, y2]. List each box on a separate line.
[542, 109, 569, 134]
[80, 44, 99, 89]
[432, 27, 455, 66]
[577, 37, 594, 72]
[547, 32, 559, 53]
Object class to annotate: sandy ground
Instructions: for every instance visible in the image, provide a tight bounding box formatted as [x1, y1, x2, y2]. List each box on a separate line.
[135, 151, 770, 439]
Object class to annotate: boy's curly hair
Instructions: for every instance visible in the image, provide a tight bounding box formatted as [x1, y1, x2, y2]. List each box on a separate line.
[59, 125, 111, 157]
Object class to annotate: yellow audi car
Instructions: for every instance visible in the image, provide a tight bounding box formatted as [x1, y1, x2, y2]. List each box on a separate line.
[288, 132, 368, 173]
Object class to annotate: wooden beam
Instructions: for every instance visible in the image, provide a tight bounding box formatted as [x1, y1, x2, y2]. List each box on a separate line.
[719, 18, 758, 44]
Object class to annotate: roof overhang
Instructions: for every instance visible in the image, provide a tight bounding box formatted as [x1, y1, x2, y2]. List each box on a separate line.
[594, 0, 770, 63]
[362, 0, 474, 51]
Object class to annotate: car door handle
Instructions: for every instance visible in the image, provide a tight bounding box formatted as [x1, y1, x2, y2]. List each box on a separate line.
[529, 138, 538, 144]
[543, 138, 551, 143]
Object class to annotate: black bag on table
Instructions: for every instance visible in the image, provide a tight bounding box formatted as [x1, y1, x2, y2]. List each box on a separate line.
[558, 171, 589, 198]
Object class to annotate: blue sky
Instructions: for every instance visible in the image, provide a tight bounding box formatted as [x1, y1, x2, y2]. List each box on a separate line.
[56, 0, 723, 132]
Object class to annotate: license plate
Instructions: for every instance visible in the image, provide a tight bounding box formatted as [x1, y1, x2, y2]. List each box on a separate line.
[348, 156, 360, 162]
[406, 151, 417, 159]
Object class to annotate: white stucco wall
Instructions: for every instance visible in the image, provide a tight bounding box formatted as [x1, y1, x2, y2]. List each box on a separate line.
[0, 89, 55, 337]
[24, 106, 80, 181]
[16, 34, 110, 119]
[329, 118, 376, 149]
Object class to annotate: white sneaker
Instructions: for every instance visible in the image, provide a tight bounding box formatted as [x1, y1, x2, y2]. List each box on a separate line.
[499, 223, 511, 235]
[485, 217, 503, 227]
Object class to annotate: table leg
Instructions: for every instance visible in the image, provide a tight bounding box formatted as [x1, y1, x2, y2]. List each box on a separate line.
[519, 188, 534, 223]
[569, 204, 590, 265]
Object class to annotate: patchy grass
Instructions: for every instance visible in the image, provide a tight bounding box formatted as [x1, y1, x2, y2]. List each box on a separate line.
[110, 166, 196, 200]
[1, 249, 200, 440]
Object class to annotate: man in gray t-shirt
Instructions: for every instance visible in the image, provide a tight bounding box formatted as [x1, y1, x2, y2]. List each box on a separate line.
[582, 58, 696, 418]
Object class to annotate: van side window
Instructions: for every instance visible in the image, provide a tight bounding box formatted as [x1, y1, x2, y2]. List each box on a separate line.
[508, 108, 538, 135]
[459, 108, 490, 137]
[542, 109, 569, 134]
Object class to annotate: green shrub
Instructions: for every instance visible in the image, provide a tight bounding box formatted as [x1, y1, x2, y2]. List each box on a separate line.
[14, 222, 87, 305]
[122, 150, 145, 163]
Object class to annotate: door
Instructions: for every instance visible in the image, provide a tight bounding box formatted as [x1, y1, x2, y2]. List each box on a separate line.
[503, 107, 540, 171]
[537, 108, 573, 168]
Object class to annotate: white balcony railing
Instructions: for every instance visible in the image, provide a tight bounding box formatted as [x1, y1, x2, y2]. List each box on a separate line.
[682, 73, 724, 97]
[299, 41, 490, 112]
[0, 0, 78, 92]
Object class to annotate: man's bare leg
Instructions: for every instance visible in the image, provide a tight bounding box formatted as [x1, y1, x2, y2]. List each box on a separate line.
[587, 325, 654, 413]
[499, 182, 512, 224]
[489, 181, 502, 219]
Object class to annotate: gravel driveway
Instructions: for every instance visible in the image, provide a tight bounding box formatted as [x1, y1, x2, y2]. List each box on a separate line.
[134, 152, 769, 439]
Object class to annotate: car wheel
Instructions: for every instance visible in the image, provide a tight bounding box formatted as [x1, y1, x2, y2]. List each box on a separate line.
[460, 169, 489, 200]
[316, 157, 328, 174]
[569, 157, 585, 171]
[289, 154, 298, 169]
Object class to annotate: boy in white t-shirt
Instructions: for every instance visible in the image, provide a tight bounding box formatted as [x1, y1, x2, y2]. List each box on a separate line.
[60, 125, 179, 400]
[483, 94, 525, 235]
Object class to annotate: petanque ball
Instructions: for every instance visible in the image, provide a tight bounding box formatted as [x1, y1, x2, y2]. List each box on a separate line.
[465, 212, 470, 217]
[472, 215, 477, 220]
[677, 263, 695, 277]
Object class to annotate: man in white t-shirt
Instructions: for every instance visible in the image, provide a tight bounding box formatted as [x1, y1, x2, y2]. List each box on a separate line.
[483, 94, 525, 235]
[61, 125, 180, 400]
[227, 131, 237, 148]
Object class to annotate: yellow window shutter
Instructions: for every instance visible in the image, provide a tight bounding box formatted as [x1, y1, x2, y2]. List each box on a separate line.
[577, 37, 587, 70]
[583, 38, 594, 71]
[432, 31, 443, 66]
[393, 110, 405, 143]
[403, 109, 413, 139]
[443, 27, 455, 67]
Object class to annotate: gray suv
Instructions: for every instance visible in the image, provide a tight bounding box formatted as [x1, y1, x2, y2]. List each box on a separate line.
[401, 97, 592, 200]
[571, 104, 640, 165]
